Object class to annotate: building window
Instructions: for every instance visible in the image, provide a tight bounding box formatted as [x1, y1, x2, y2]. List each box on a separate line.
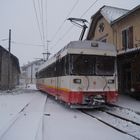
[98, 22, 105, 33]
[122, 26, 133, 50]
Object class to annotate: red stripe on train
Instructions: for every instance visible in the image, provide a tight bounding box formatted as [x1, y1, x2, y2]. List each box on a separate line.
[36, 84, 118, 104]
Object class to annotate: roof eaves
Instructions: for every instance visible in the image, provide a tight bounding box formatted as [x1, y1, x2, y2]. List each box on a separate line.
[111, 4, 140, 25]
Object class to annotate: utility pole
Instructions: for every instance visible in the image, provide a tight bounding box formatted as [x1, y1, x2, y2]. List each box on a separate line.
[46, 40, 51, 60]
[42, 40, 51, 61]
[8, 29, 11, 90]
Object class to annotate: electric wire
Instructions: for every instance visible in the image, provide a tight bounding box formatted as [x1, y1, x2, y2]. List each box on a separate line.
[80, 0, 99, 18]
[32, 0, 43, 42]
[37, 0, 42, 23]
[51, 25, 74, 49]
[51, 0, 100, 50]
[45, 0, 49, 53]
[37, 0, 45, 47]
[51, 0, 79, 43]
[40, 0, 45, 47]
[11, 41, 43, 47]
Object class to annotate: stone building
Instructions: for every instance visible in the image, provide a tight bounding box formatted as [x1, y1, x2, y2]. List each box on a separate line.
[86, 5, 140, 95]
[0, 45, 20, 90]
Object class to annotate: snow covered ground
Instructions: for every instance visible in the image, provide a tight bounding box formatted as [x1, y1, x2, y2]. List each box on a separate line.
[0, 85, 140, 140]
[115, 94, 140, 113]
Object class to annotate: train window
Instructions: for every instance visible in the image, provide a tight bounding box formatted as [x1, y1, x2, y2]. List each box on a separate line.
[56, 56, 69, 76]
[96, 56, 114, 76]
[70, 54, 95, 75]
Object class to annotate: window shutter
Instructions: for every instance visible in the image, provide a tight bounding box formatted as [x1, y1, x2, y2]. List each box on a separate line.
[128, 26, 133, 49]
[122, 30, 127, 50]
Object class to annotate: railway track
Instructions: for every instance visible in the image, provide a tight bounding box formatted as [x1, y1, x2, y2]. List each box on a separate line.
[0, 102, 30, 139]
[0, 94, 47, 140]
[104, 104, 140, 126]
[81, 106, 140, 140]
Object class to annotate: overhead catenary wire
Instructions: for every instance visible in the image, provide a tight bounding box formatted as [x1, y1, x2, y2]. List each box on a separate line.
[45, 0, 48, 52]
[51, 0, 100, 49]
[40, 0, 45, 48]
[11, 41, 44, 47]
[37, 0, 42, 23]
[37, 0, 45, 48]
[51, 0, 79, 42]
[51, 25, 74, 49]
[32, 0, 43, 42]
[80, 0, 99, 18]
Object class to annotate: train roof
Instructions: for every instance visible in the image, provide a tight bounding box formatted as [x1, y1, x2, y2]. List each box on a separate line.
[66, 40, 116, 54]
[38, 40, 117, 71]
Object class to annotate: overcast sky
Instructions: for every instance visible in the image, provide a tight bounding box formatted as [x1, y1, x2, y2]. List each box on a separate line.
[0, 0, 140, 66]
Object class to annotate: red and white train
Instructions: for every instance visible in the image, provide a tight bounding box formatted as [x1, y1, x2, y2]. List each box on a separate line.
[36, 41, 118, 108]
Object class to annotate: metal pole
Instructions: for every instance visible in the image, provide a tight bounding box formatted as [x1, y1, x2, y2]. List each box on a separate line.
[79, 24, 87, 40]
[8, 29, 11, 90]
[46, 40, 50, 60]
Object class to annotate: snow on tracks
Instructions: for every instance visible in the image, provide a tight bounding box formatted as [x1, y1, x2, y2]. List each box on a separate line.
[0, 90, 47, 140]
[82, 107, 140, 140]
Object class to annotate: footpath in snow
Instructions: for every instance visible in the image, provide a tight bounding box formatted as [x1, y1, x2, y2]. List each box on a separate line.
[0, 85, 47, 140]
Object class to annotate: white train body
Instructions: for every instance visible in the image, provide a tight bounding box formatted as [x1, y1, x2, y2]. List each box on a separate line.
[36, 41, 118, 108]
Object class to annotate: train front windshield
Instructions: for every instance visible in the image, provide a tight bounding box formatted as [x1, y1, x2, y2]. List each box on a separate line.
[70, 54, 115, 76]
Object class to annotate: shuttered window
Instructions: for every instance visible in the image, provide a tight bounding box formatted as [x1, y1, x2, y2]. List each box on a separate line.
[128, 26, 133, 49]
[122, 26, 133, 50]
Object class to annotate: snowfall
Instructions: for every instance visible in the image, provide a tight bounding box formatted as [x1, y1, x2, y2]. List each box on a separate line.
[0, 84, 140, 140]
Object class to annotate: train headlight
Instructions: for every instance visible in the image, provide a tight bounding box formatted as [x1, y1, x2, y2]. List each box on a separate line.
[108, 79, 114, 84]
[73, 79, 81, 84]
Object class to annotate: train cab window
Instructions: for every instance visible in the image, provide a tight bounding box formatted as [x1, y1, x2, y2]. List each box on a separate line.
[95, 56, 115, 76]
[70, 54, 95, 75]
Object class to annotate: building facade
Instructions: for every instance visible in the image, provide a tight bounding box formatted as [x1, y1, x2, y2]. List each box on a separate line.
[0, 46, 20, 90]
[20, 59, 44, 85]
[86, 5, 140, 95]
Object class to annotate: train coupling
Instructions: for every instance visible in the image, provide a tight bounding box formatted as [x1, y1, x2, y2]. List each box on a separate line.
[84, 95, 105, 105]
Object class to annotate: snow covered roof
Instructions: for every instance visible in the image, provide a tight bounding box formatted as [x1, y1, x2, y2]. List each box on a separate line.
[112, 4, 140, 24]
[87, 5, 129, 40]
[100, 6, 129, 24]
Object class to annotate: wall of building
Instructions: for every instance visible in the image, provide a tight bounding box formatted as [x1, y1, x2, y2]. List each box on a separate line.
[0, 46, 20, 90]
[20, 60, 44, 85]
[87, 7, 140, 95]
[94, 17, 114, 44]
[112, 9, 140, 51]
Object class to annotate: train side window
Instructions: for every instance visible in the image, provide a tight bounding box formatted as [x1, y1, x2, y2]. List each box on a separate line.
[65, 55, 70, 75]
[56, 56, 67, 76]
